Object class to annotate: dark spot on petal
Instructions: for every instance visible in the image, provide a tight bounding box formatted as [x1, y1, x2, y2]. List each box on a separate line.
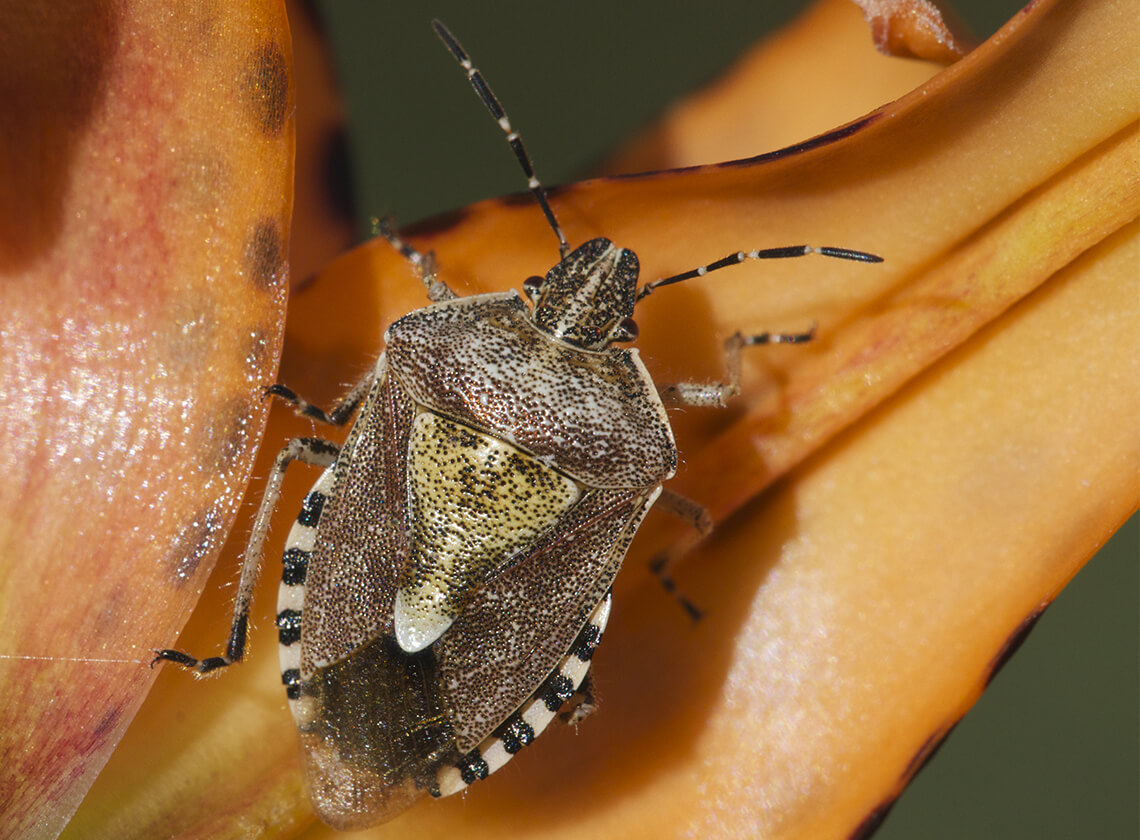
[168, 506, 224, 584]
[242, 42, 290, 136]
[244, 218, 284, 289]
[0, 2, 119, 269]
[93, 706, 122, 739]
[849, 797, 898, 840]
[985, 604, 1048, 687]
[206, 398, 254, 472]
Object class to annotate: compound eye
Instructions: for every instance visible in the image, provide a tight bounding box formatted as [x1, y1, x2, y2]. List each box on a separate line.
[612, 317, 639, 343]
[522, 276, 544, 298]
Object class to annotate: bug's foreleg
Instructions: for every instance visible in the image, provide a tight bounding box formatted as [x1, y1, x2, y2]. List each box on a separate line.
[657, 327, 815, 408]
[265, 368, 376, 427]
[152, 437, 340, 673]
[372, 216, 457, 302]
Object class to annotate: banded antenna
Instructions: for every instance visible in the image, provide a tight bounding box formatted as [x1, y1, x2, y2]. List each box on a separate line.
[433, 20, 570, 258]
[637, 245, 883, 303]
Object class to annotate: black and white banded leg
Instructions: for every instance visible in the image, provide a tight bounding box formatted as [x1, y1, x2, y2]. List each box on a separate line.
[266, 375, 376, 428]
[641, 245, 884, 617]
[431, 591, 612, 797]
[648, 488, 716, 621]
[658, 328, 816, 409]
[651, 326, 815, 618]
[645, 245, 880, 407]
[152, 436, 340, 673]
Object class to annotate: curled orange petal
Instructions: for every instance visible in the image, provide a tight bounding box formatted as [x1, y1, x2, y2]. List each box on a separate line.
[0, 2, 293, 837]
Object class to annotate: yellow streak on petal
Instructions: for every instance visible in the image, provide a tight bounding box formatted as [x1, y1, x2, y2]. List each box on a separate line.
[682, 221, 1138, 839]
[664, 125, 1139, 547]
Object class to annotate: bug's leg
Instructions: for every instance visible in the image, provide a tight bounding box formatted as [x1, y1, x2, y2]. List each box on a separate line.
[658, 327, 815, 408]
[265, 369, 375, 427]
[649, 488, 718, 621]
[644, 242, 878, 403]
[656, 487, 713, 536]
[372, 216, 457, 302]
[559, 670, 598, 726]
[649, 551, 704, 622]
[152, 436, 341, 673]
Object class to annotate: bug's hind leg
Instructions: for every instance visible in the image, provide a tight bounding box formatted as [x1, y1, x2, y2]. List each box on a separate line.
[647, 488, 715, 622]
[653, 323, 817, 617]
[372, 216, 457, 302]
[558, 670, 598, 726]
[152, 436, 340, 674]
[658, 327, 815, 409]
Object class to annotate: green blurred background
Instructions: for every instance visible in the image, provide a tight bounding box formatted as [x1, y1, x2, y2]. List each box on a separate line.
[312, 2, 1138, 836]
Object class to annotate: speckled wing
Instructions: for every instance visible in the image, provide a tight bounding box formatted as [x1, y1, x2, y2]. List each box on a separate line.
[292, 293, 676, 825]
[292, 357, 452, 829]
[300, 355, 412, 674]
[437, 484, 661, 752]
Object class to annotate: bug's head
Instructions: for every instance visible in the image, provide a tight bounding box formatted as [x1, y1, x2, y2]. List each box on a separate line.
[524, 238, 640, 350]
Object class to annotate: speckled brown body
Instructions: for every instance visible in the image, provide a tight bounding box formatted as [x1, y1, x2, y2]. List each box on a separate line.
[279, 283, 675, 828]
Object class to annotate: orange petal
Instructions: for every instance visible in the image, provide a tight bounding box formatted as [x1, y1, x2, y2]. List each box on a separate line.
[0, 2, 293, 837]
[850, 0, 976, 62]
[602, 0, 952, 173]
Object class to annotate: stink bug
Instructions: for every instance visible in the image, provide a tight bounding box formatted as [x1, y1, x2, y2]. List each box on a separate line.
[155, 21, 882, 830]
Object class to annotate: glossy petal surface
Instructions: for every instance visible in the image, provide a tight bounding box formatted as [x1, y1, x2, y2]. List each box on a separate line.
[0, 3, 293, 838]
